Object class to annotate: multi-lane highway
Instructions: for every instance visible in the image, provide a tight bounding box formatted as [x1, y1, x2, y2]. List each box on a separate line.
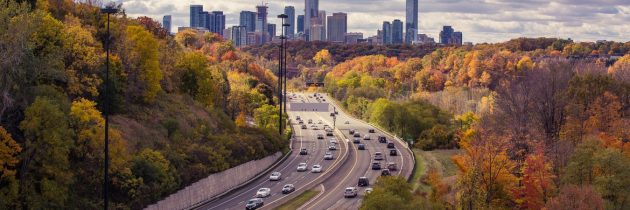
[195, 92, 413, 210]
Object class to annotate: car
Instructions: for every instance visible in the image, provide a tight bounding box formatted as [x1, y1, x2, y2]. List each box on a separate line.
[301, 124, 307, 129]
[378, 136, 387, 143]
[322, 99, 326, 102]
[311, 164, 322, 173]
[256, 188, 271, 198]
[349, 129, 355, 134]
[387, 162, 398, 171]
[300, 148, 308, 155]
[282, 184, 295, 194]
[269, 172, 282, 181]
[364, 188, 374, 194]
[297, 163, 308, 172]
[345, 121, 350, 124]
[353, 138, 361, 144]
[330, 113, 335, 117]
[328, 144, 337, 150]
[296, 116, 301, 120]
[374, 152, 384, 160]
[246, 198, 264, 210]
[387, 142, 395, 149]
[390, 149, 398, 156]
[372, 162, 381, 170]
[329, 138, 338, 144]
[326, 130, 334, 136]
[318, 120, 323, 124]
[363, 134, 371, 140]
[317, 134, 324, 139]
[358, 144, 366, 150]
[312, 126, 319, 130]
[353, 132, 361, 138]
[324, 151, 334, 160]
[344, 187, 358, 198]
[358, 177, 369, 187]
[369, 128, 375, 133]
[381, 169, 391, 176]
[308, 119, 313, 124]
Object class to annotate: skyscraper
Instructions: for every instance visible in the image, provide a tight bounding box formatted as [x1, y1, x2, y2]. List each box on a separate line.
[327, 13, 347, 43]
[209, 11, 226, 35]
[285, 6, 295, 38]
[305, 0, 319, 41]
[382, 21, 392, 45]
[405, 0, 418, 44]
[226, 26, 248, 47]
[240, 11, 257, 32]
[453, 32, 463, 45]
[190, 5, 203, 27]
[297, 15, 305, 33]
[163, 15, 172, 34]
[392, 19, 403, 44]
[440, 26, 454, 44]
[256, 5, 269, 43]
[268, 24, 277, 37]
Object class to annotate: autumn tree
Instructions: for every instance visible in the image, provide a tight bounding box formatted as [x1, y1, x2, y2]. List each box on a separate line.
[545, 185, 605, 210]
[131, 149, 178, 208]
[313, 49, 332, 67]
[0, 126, 21, 208]
[514, 145, 556, 210]
[62, 15, 103, 98]
[123, 25, 163, 103]
[253, 104, 280, 130]
[19, 97, 73, 209]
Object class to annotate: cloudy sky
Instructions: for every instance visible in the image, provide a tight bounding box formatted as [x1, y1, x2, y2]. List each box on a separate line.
[118, 0, 630, 43]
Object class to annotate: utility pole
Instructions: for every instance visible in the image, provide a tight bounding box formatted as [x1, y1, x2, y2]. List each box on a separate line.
[278, 14, 287, 134]
[283, 22, 289, 115]
[100, 4, 118, 210]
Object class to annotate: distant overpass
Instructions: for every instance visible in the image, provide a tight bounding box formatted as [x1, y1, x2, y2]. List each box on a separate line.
[305, 81, 325, 87]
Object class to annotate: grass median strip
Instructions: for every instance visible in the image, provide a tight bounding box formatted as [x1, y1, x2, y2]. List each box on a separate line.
[411, 148, 430, 193]
[275, 190, 318, 210]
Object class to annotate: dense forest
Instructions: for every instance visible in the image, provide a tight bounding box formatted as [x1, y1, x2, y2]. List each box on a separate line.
[323, 38, 630, 209]
[0, 1, 289, 209]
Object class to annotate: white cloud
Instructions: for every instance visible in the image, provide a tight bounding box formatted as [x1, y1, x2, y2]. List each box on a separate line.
[119, 0, 630, 43]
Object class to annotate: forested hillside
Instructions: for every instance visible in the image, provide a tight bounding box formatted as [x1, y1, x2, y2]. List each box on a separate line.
[322, 39, 630, 209]
[0, 1, 288, 209]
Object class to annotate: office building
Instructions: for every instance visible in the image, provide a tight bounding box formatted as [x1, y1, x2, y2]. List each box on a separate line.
[256, 5, 269, 43]
[163, 15, 172, 34]
[382, 21, 392, 45]
[405, 0, 418, 44]
[225, 26, 248, 47]
[297, 15, 305, 33]
[190, 5, 203, 27]
[345, 32, 363, 44]
[285, 6, 295, 38]
[240, 11, 257, 32]
[327, 13, 347, 43]
[305, 0, 319, 40]
[392, 19, 403, 44]
[439, 26, 463, 45]
[268, 24, 277, 37]
[416, 34, 435, 44]
[310, 25, 325, 41]
[208, 11, 226, 35]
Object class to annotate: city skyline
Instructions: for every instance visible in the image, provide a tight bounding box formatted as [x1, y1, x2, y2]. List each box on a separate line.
[122, 0, 630, 43]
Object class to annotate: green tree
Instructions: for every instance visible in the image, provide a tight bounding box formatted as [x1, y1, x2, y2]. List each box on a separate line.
[19, 97, 73, 209]
[253, 104, 280, 130]
[131, 149, 178, 206]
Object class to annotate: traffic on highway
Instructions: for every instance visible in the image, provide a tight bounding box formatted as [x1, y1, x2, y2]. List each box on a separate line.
[196, 92, 413, 210]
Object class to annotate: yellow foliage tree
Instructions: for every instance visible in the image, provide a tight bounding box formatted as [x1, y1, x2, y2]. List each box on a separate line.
[126, 25, 163, 103]
[313, 49, 332, 66]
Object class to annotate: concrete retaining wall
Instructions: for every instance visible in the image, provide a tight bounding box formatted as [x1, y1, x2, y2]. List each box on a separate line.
[145, 152, 283, 210]
[289, 103, 330, 112]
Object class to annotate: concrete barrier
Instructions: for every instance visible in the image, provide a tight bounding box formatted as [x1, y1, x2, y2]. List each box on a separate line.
[144, 152, 284, 210]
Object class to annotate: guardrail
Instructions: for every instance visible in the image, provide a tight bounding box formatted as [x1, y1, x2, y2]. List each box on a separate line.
[322, 93, 416, 182]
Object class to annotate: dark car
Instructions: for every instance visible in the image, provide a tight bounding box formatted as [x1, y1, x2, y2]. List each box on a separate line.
[282, 184, 296, 194]
[301, 125, 307, 129]
[330, 113, 335, 117]
[390, 149, 398, 156]
[353, 132, 361, 138]
[369, 128, 375, 133]
[353, 138, 361, 144]
[381, 169, 391, 176]
[358, 144, 366, 150]
[372, 162, 381, 170]
[300, 148, 308, 155]
[358, 177, 369, 187]
[349, 129, 355, 135]
[317, 134, 324, 139]
[378, 136, 387, 143]
[387, 142, 395, 149]
[245, 198, 264, 210]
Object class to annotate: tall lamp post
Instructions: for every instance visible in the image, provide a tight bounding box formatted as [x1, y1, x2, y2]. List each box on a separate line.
[277, 14, 287, 134]
[100, 5, 117, 210]
[282, 22, 290, 114]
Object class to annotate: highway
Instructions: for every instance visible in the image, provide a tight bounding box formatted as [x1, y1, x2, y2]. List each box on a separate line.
[195, 92, 414, 210]
[296, 93, 414, 210]
[195, 94, 349, 210]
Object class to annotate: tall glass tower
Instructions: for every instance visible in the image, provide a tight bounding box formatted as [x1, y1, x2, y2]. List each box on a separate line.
[405, 0, 418, 44]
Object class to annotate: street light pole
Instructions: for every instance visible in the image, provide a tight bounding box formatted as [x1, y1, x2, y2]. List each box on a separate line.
[278, 14, 287, 134]
[100, 5, 117, 210]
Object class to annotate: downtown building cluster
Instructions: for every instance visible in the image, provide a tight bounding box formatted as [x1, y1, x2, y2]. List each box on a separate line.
[161, 0, 465, 47]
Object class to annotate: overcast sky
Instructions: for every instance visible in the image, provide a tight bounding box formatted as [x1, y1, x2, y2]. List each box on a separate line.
[118, 0, 630, 43]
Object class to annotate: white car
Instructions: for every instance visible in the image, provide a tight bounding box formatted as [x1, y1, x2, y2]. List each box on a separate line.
[363, 134, 371, 140]
[374, 152, 384, 160]
[269, 172, 282, 181]
[364, 187, 374, 194]
[311, 164, 322, 173]
[324, 151, 334, 160]
[344, 187, 358, 198]
[297, 163, 308, 172]
[328, 144, 337, 150]
[256, 188, 271, 198]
